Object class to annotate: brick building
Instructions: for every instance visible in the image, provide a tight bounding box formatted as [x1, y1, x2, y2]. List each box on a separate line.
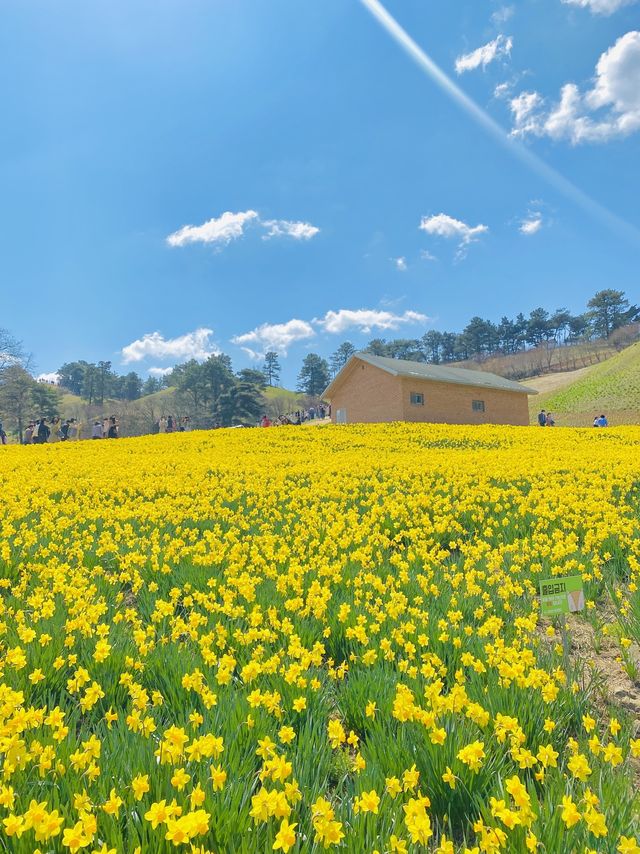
[323, 353, 537, 426]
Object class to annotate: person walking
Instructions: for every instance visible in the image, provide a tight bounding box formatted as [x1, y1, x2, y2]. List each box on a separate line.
[537, 409, 547, 427]
[107, 417, 119, 439]
[24, 422, 34, 444]
[37, 418, 51, 443]
[60, 420, 71, 441]
[92, 421, 103, 439]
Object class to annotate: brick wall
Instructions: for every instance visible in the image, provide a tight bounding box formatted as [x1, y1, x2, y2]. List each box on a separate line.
[400, 376, 530, 425]
[329, 361, 403, 423]
[329, 363, 531, 426]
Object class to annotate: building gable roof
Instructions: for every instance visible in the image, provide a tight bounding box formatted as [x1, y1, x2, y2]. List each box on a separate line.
[323, 352, 538, 398]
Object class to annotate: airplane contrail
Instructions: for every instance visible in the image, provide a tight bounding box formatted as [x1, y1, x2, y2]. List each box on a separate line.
[360, 0, 640, 246]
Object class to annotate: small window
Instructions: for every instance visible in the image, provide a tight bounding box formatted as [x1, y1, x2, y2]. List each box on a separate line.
[410, 392, 424, 406]
[472, 400, 485, 412]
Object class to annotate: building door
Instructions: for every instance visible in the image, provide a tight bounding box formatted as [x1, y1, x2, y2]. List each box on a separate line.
[336, 408, 347, 424]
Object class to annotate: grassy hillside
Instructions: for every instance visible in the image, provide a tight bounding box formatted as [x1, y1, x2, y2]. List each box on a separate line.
[58, 384, 305, 434]
[529, 341, 640, 426]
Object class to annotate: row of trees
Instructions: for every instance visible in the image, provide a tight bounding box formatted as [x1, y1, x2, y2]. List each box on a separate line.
[292, 289, 639, 396]
[167, 356, 267, 426]
[359, 290, 639, 364]
[53, 353, 284, 406]
[57, 360, 163, 403]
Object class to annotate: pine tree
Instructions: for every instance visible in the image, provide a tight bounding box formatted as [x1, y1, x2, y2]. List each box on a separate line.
[262, 352, 281, 387]
[296, 354, 330, 397]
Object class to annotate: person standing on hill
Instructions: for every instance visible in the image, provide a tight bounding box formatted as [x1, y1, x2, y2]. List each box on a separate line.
[92, 421, 103, 439]
[545, 412, 555, 427]
[24, 422, 34, 444]
[537, 409, 546, 426]
[107, 417, 119, 439]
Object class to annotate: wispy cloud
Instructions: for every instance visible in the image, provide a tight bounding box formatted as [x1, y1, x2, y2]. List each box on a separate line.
[167, 211, 258, 248]
[315, 308, 428, 335]
[510, 31, 640, 144]
[491, 5, 515, 25]
[393, 256, 408, 271]
[562, 0, 637, 14]
[520, 213, 544, 235]
[455, 34, 513, 75]
[233, 308, 428, 357]
[167, 211, 320, 248]
[261, 219, 320, 240]
[231, 319, 316, 359]
[121, 328, 218, 364]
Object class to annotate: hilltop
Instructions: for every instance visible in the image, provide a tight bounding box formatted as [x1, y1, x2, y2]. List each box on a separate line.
[527, 340, 640, 426]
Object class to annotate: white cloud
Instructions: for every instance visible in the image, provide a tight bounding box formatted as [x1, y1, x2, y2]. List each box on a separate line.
[394, 256, 408, 271]
[420, 249, 438, 262]
[509, 91, 545, 134]
[315, 309, 428, 335]
[455, 34, 513, 74]
[419, 214, 489, 258]
[121, 328, 218, 364]
[167, 210, 258, 247]
[167, 210, 320, 248]
[148, 366, 174, 378]
[520, 213, 544, 235]
[232, 319, 315, 359]
[261, 219, 320, 240]
[562, 0, 636, 15]
[492, 5, 515, 25]
[510, 31, 640, 143]
[37, 372, 60, 384]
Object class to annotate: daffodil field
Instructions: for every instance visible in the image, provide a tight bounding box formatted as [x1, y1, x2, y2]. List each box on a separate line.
[1, 424, 640, 854]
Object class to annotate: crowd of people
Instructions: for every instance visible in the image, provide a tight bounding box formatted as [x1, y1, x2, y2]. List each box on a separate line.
[259, 405, 330, 428]
[0, 404, 611, 443]
[19, 416, 119, 444]
[23, 417, 82, 443]
[152, 416, 190, 434]
[91, 417, 120, 439]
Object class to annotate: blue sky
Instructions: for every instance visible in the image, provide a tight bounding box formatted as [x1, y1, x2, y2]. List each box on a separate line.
[2, 0, 639, 386]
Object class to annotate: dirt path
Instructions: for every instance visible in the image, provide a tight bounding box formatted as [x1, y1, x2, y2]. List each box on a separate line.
[525, 365, 593, 394]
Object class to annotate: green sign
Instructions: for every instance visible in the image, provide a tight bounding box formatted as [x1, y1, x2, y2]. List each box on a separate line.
[539, 575, 585, 617]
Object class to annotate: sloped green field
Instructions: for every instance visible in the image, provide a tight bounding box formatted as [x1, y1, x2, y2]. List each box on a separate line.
[534, 341, 640, 425]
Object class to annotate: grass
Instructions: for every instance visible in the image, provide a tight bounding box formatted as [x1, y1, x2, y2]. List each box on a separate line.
[529, 341, 640, 426]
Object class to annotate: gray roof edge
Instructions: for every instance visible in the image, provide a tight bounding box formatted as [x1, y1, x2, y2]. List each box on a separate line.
[324, 352, 538, 397]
